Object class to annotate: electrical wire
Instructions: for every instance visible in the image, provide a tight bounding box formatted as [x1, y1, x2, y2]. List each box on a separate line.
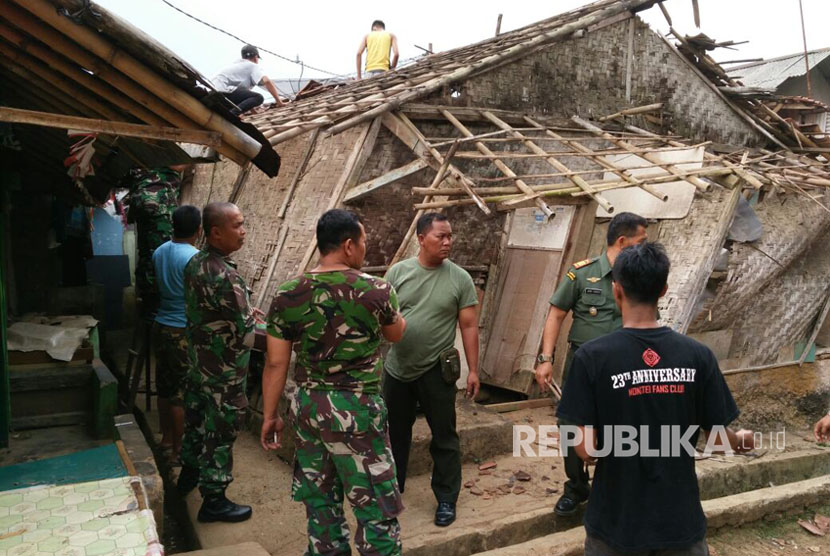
[159, 0, 343, 77]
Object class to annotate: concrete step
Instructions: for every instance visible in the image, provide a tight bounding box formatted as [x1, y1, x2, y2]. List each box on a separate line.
[471, 474, 830, 555]
[177, 542, 270, 556]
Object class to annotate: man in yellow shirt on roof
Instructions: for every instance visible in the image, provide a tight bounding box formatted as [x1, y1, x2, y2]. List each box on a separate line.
[357, 20, 399, 79]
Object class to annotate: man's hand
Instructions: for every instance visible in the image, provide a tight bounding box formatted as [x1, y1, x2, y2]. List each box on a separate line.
[734, 428, 755, 454]
[814, 415, 830, 442]
[535, 361, 554, 392]
[466, 371, 480, 399]
[251, 307, 265, 325]
[260, 416, 285, 451]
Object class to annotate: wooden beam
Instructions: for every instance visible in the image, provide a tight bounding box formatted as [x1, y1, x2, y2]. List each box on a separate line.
[481, 110, 615, 213]
[600, 103, 664, 122]
[343, 158, 429, 203]
[485, 397, 554, 413]
[0, 106, 222, 147]
[441, 108, 554, 216]
[278, 128, 320, 218]
[228, 162, 252, 204]
[625, 17, 635, 102]
[255, 225, 290, 310]
[799, 290, 830, 366]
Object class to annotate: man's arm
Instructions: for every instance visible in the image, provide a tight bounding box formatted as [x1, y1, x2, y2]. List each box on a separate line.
[702, 426, 755, 454]
[261, 334, 291, 450]
[459, 305, 480, 399]
[815, 414, 830, 442]
[356, 35, 367, 79]
[259, 75, 284, 106]
[575, 425, 598, 464]
[381, 315, 406, 343]
[390, 33, 399, 69]
[534, 305, 568, 391]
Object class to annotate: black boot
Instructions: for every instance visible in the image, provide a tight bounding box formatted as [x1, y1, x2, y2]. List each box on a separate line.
[176, 466, 199, 497]
[197, 492, 252, 523]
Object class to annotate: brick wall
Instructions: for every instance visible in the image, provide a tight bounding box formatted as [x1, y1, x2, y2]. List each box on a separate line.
[421, 16, 766, 147]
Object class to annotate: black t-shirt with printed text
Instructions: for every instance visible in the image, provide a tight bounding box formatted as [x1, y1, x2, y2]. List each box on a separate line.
[556, 326, 739, 552]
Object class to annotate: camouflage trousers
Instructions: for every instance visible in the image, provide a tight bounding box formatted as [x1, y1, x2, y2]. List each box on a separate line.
[152, 323, 189, 404]
[291, 388, 404, 556]
[181, 374, 248, 496]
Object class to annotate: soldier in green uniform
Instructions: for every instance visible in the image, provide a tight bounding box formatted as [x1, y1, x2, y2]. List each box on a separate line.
[260, 209, 407, 556]
[124, 167, 181, 316]
[176, 201, 263, 523]
[535, 212, 648, 517]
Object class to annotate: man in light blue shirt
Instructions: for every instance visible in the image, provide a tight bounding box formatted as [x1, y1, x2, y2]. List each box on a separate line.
[153, 205, 201, 462]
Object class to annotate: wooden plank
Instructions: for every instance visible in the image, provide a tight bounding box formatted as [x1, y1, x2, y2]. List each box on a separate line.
[254, 225, 290, 310]
[0, 106, 223, 147]
[625, 17, 635, 101]
[9, 365, 91, 392]
[12, 412, 88, 429]
[343, 158, 429, 203]
[799, 289, 830, 366]
[485, 397, 554, 413]
[227, 162, 252, 204]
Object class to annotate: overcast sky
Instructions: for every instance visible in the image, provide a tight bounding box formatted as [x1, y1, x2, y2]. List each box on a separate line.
[95, 0, 830, 95]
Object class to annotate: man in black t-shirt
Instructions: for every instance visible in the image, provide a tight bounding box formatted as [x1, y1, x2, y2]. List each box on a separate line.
[556, 243, 754, 556]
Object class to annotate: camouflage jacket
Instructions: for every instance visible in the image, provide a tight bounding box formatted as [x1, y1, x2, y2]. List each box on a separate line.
[124, 168, 179, 259]
[184, 245, 255, 390]
[267, 269, 400, 394]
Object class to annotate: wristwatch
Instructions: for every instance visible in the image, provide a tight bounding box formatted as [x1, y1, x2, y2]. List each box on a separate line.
[536, 353, 553, 364]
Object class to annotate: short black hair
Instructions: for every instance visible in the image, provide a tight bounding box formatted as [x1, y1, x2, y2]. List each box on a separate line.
[607, 211, 648, 246]
[317, 209, 363, 255]
[202, 202, 237, 237]
[241, 44, 259, 59]
[416, 212, 448, 236]
[612, 242, 670, 305]
[173, 205, 201, 238]
[372, 20, 385, 29]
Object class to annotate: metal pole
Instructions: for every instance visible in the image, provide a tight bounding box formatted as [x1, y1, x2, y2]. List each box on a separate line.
[799, 0, 813, 98]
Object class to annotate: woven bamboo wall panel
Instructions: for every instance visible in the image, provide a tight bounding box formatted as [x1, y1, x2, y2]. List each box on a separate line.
[727, 226, 830, 365]
[420, 17, 764, 147]
[656, 186, 737, 330]
[690, 192, 830, 332]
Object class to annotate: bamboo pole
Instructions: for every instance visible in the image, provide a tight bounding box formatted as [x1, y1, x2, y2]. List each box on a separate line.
[323, 0, 662, 138]
[0, 2, 204, 132]
[625, 124, 766, 189]
[447, 143, 709, 159]
[0, 23, 167, 126]
[411, 167, 736, 209]
[523, 115, 667, 201]
[278, 128, 320, 218]
[0, 48, 123, 121]
[383, 111, 491, 214]
[481, 110, 615, 212]
[798, 289, 830, 366]
[441, 108, 553, 217]
[599, 103, 664, 122]
[388, 140, 461, 268]
[16, 0, 261, 163]
[0, 106, 222, 147]
[572, 115, 710, 193]
[255, 225, 290, 310]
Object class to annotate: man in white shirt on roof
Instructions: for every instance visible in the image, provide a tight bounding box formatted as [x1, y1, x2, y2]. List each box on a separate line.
[212, 45, 284, 114]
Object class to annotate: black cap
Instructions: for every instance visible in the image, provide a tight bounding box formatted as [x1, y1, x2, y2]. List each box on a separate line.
[241, 44, 260, 59]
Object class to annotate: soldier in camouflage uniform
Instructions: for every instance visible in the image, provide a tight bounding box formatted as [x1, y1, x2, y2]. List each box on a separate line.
[535, 211, 648, 517]
[176, 201, 261, 523]
[260, 209, 407, 556]
[124, 167, 180, 316]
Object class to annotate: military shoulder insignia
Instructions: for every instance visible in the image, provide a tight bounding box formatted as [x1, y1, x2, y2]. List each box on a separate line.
[587, 277, 601, 283]
[566, 271, 576, 280]
[572, 258, 596, 269]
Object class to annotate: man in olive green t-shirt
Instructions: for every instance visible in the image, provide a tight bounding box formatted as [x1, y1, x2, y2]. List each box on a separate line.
[383, 212, 479, 528]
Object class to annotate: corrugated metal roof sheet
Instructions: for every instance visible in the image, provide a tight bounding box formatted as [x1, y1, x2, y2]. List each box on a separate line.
[727, 48, 830, 89]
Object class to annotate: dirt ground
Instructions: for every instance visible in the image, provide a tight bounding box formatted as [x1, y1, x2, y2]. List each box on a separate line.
[708, 504, 830, 555]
